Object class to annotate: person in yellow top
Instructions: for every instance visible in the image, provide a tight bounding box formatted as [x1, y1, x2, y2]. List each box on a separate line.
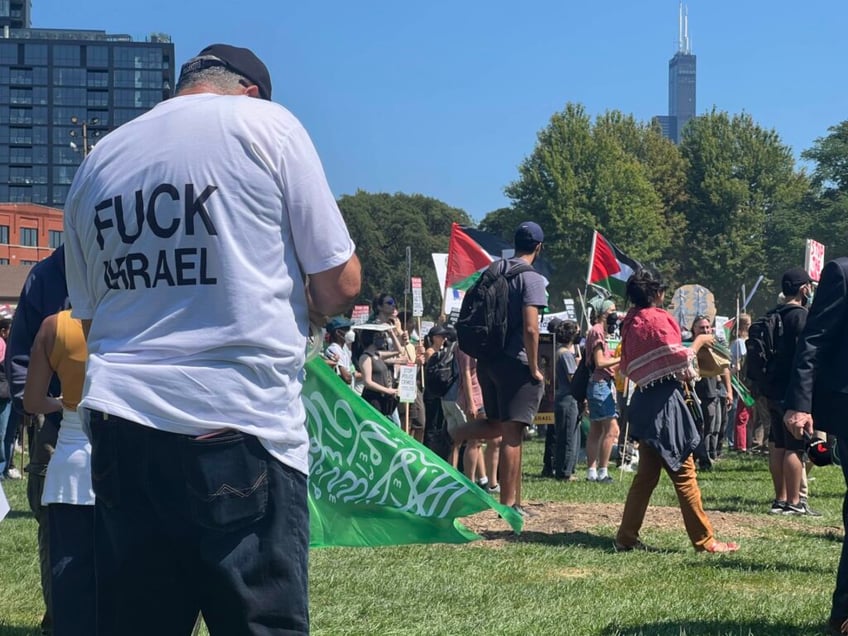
[23, 310, 92, 636]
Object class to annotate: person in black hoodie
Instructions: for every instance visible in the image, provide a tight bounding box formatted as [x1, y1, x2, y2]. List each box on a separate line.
[4, 244, 69, 635]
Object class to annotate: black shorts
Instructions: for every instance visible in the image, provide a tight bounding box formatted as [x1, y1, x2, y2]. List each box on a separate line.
[767, 398, 805, 451]
[477, 355, 544, 426]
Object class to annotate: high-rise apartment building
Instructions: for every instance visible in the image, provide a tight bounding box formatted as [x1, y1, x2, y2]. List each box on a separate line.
[0, 26, 174, 207]
[654, 3, 696, 144]
[0, 0, 31, 30]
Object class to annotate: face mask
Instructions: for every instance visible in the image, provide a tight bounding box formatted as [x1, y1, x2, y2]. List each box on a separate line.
[606, 312, 619, 333]
[344, 330, 356, 345]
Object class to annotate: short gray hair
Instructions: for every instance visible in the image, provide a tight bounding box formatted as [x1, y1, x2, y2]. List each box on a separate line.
[175, 59, 249, 96]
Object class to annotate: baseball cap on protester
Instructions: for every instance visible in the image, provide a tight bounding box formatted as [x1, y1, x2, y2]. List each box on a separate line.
[781, 266, 813, 296]
[514, 221, 544, 250]
[325, 316, 353, 332]
[179, 44, 272, 101]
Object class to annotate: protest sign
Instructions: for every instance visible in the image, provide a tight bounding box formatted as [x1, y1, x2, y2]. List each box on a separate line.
[398, 364, 418, 403]
[351, 304, 370, 325]
[411, 277, 424, 317]
[805, 239, 826, 281]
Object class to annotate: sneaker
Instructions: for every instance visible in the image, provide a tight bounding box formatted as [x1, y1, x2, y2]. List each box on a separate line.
[5, 467, 21, 480]
[597, 474, 614, 483]
[784, 500, 822, 517]
[619, 463, 637, 473]
[799, 498, 822, 517]
[769, 499, 788, 514]
[586, 473, 598, 482]
[486, 483, 501, 494]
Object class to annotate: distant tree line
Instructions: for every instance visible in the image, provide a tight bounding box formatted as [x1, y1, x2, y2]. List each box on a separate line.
[337, 106, 848, 319]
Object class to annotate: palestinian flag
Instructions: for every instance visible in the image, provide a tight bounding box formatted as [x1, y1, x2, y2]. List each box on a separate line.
[445, 223, 513, 291]
[587, 231, 642, 297]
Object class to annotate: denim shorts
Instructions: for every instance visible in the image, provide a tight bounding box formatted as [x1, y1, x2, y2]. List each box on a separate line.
[588, 378, 617, 422]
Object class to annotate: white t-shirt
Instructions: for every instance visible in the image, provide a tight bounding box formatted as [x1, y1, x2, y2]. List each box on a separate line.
[326, 342, 354, 385]
[64, 94, 356, 475]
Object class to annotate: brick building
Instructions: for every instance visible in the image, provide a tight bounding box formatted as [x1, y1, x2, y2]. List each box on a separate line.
[0, 202, 62, 265]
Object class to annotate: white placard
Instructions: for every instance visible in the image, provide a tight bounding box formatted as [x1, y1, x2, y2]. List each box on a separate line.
[564, 299, 577, 320]
[0, 482, 9, 523]
[351, 304, 370, 325]
[805, 239, 826, 282]
[398, 365, 418, 403]
[411, 277, 424, 317]
[714, 315, 730, 343]
[539, 310, 570, 333]
[420, 320, 435, 337]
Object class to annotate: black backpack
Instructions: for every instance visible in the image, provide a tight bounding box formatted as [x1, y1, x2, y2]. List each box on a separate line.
[569, 346, 591, 403]
[456, 260, 534, 361]
[425, 340, 459, 398]
[745, 305, 801, 392]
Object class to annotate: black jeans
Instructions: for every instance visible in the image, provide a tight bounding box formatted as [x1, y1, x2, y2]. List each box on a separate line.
[49, 504, 95, 636]
[89, 411, 309, 636]
[833, 436, 848, 624]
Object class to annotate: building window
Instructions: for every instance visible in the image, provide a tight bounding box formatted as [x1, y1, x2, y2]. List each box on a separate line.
[55, 67, 86, 86]
[10, 68, 32, 85]
[0, 259, 9, 265]
[20, 227, 37, 247]
[20, 260, 37, 266]
[87, 70, 109, 88]
[10, 87, 31, 105]
[23, 44, 47, 65]
[0, 42, 18, 65]
[49, 230, 63, 249]
[10, 107, 32, 124]
[32, 186, 47, 204]
[85, 46, 109, 68]
[0, 226, 9, 244]
[9, 186, 30, 203]
[53, 44, 81, 67]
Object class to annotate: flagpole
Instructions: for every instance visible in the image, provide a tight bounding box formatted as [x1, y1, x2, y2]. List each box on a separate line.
[584, 229, 598, 305]
[576, 287, 590, 332]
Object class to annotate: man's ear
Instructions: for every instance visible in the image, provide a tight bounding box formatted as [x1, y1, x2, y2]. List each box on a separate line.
[243, 84, 260, 98]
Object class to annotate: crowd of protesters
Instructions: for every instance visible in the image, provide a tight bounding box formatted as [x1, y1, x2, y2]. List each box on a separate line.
[319, 256, 830, 538]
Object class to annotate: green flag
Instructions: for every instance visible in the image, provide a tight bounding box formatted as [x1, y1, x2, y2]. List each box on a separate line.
[303, 358, 523, 547]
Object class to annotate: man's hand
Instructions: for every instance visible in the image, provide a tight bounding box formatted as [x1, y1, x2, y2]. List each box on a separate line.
[530, 368, 544, 384]
[783, 409, 813, 440]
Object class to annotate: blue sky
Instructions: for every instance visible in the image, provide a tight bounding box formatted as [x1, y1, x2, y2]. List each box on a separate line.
[34, 1, 848, 221]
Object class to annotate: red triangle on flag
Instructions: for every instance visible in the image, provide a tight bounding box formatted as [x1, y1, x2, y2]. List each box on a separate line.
[446, 223, 494, 288]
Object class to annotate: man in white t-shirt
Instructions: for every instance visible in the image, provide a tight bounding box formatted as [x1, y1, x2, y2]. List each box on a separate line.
[63, 43, 360, 636]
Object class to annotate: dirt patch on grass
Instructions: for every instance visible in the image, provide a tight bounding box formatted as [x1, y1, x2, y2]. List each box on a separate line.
[461, 502, 843, 547]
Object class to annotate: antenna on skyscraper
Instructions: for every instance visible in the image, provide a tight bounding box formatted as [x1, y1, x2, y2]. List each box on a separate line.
[678, 1, 691, 54]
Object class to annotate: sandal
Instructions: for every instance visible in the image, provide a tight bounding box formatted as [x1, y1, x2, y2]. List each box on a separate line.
[702, 540, 739, 553]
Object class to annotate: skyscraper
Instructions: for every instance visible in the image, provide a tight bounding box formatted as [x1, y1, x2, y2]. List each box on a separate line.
[0, 23, 175, 207]
[654, 3, 696, 144]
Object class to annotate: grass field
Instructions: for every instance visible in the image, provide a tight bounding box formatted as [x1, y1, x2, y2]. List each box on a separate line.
[0, 438, 844, 635]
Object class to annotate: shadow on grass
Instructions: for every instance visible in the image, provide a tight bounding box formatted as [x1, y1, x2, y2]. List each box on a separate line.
[4, 509, 33, 520]
[0, 625, 42, 636]
[601, 619, 822, 636]
[480, 529, 687, 553]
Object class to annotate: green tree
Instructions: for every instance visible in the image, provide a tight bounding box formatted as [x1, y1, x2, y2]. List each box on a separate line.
[802, 121, 848, 261]
[337, 191, 472, 317]
[500, 104, 674, 305]
[679, 110, 809, 315]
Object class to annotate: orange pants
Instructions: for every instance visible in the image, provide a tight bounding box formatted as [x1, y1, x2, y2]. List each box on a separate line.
[616, 444, 715, 551]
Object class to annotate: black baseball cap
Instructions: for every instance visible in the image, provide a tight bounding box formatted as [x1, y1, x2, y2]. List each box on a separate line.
[180, 44, 272, 100]
[781, 266, 813, 295]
